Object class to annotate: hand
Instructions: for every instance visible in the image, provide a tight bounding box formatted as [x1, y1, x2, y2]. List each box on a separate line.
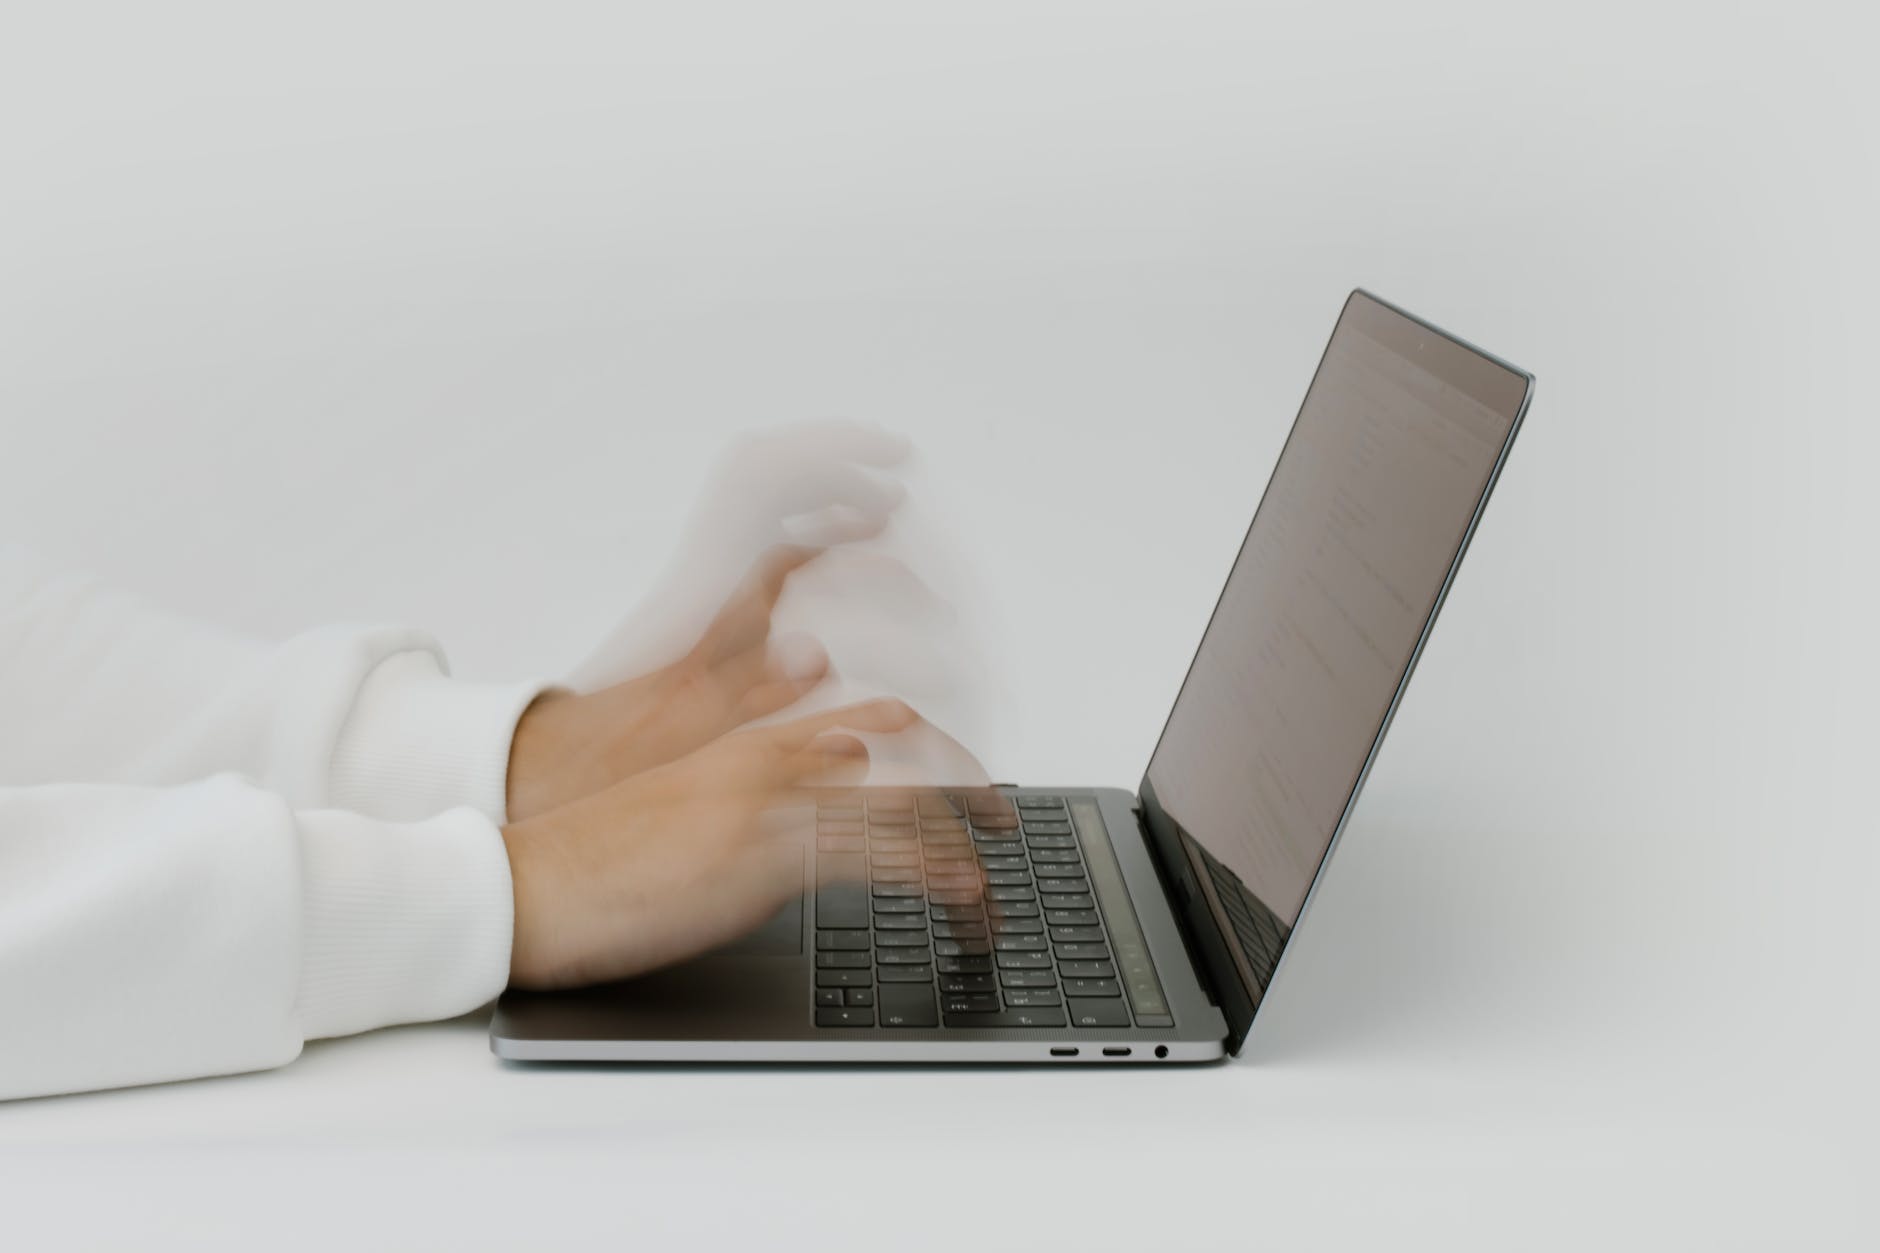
[501, 699, 920, 989]
[506, 545, 834, 822]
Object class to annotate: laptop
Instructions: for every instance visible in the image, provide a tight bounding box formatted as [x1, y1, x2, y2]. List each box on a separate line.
[491, 290, 1534, 1064]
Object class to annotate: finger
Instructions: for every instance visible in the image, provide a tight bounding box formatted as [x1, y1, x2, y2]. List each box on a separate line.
[694, 545, 825, 663]
[717, 632, 828, 707]
[760, 698, 921, 750]
[786, 734, 873, 788]
[774, 463, 908, 520]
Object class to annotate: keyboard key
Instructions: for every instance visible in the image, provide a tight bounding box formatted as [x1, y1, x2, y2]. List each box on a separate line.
[875, 929, 931, 947]
[999, 969, 1058, 988]
[1050, 927, 1106, 943]
[925, 874, 980, 891]
[1041, 894, 1095, 910]
[928, 904, 985, 922]
[1059, 960, 1117, 979]
[816, 952, 870, 969]
[816, 1008, 874, 1027]
[1022, 821, 1073, 835]
[928, 890, 980, 905]
[986, 886, 1036, 902]
[970, 829, 1021, 844]
[1062, 978, 1120, 997]
[942, 1008, 1067, 1029]
[877, 984, 939, 1028]
[1004, 988, 1062, 1008]
[878, 952, 933, 968]
[978, 855, 1029, 871]
[873, 897, 926, 914]
[817, 931, 871, 950]
[870, 851, 921, 868]
[817, 970, 872, 987]
[996, 953, 1052, 969]
[815, 989, 842, 1007]
[1031, 849, 1081, 864]
[984, 871, 1032, 887]
[1067, 997, 1131, 1028]
[933, 939, 991, 957]
[816, 863, 869, 929]
[871, 867, 922, 883]
[970, 814, 1019, 831]
[932, 922, 987, 940]
[987, 916, 1044, 935]
[924, 846, 974, 862]
[1035, 878, 1091, 896]
[993, 935, 1048, 952]
[818, 820, 865, 836]
[939, 974, 996, 993]
[1015, 796, 1065, 809]
[941, 993, 1001, 1014]
[817, 835, 866, 853]
[877, 965, 934, 983]
[1046, 909, 1100, 926]
[1055, 943, 1112, 961]
[917, 796, 958, 817]
[1025, 834, 1076, 849]
[986, 901, 1040, 918]
[937, 955, 994, 974]
[845, 987, 875, 1007]
[872, 883, 925, 898]
[873, 915, 928, 932]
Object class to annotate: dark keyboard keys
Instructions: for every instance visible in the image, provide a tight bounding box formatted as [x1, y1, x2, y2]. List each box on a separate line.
[939, 974, 996, 993]
[987, 916, 1043, 935]
[816, 859, 869, 929]
[996, 953, 1052, 969]
[1060, 961, 1117, 979]
[986, 886, 1035, 902]
[1066, 997, 1131, 1028]
[999, 969, 1058, 988]
[928, 904, 983, 922]
[1050, 927, 1106, 943]
[1061, 977, 1120, 997]
[942, 1008, 1068, 1029]
[877, 984, 939, 1027]
[873, 897, 926, 914]
[816, 952, 870, 969]
[1040, 893, 1094, 910]
[1046, 909, 1099, 925]
[1055, 943, 1111, 961]
[1004, 988, 1062, 1008]
[877, 965, 935, 983]
[937, 955, 994, 974]
[985, 901, 1040, 918]
[815, 989, 843, 1007]
[992, 935, 1048, 951]
[817, 931, 871, 951]
[817, 969, 873, 988]
[817, 1008, 874, 1027]
[873, 914, 927, 931]
[941, 993, 1001, 1014]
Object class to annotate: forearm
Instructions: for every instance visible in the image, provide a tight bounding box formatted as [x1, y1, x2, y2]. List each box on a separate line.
[0, 777, 512, 1102]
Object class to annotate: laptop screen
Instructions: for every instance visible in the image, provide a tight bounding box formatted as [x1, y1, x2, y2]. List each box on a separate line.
[1142, 292, 1529, 990]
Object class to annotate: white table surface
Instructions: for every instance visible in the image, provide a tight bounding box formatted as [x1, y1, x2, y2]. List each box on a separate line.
[1, 3, 1873, 1248]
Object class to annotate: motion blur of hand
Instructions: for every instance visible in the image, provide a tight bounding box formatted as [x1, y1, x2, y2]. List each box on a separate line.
[495, 422, 1001, 990]
[500, 699, 924, 989]
[505, 544, 836, 823]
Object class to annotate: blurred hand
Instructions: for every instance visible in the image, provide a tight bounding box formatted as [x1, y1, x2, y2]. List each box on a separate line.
[501, 699, 920, 989]
[506, 545, 834, 822]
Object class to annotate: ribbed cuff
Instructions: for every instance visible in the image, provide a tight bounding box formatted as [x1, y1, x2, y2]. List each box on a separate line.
[329, 650, 548, 824]
[296, 807, 514, 1040]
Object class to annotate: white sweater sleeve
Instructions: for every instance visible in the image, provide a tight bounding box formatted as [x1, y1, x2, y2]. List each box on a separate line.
[0, 547, 545, 1101]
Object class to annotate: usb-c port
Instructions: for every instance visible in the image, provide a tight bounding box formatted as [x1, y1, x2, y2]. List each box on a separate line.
[1050, 1047, 1079, 1057]
[1102, 1047, 1132, 1058]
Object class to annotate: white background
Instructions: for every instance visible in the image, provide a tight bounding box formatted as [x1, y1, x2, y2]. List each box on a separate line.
[2, 1, 1875, 1248]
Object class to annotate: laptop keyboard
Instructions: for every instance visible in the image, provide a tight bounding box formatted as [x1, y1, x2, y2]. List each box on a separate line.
[812, 791, 1137, 1030]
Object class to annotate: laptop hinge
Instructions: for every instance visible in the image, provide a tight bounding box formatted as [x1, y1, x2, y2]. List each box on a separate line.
[1135, 779, 1260, 1054]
